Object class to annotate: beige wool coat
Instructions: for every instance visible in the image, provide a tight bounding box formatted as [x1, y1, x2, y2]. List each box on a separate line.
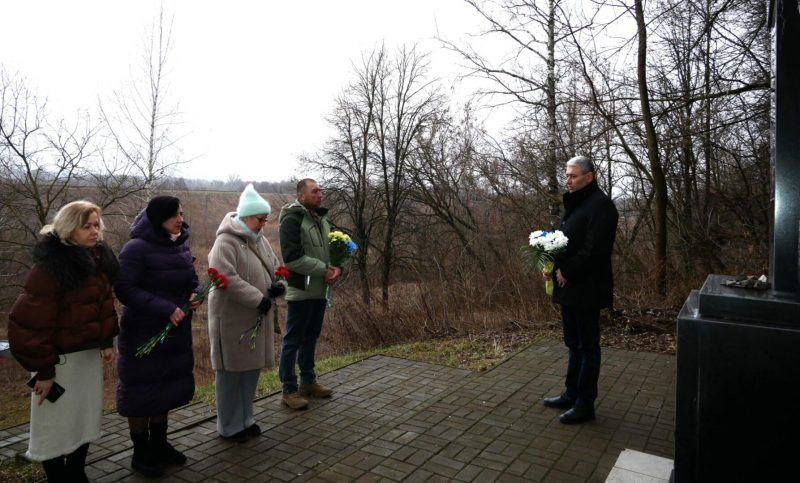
[207, 213, 283, 372]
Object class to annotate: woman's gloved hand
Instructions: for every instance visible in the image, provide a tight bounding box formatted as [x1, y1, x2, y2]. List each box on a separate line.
[257, 296, 272, 314]
[267, 282, 286, 298]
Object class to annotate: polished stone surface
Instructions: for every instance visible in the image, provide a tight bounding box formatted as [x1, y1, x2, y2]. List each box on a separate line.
[697, 275, 800, 325]
[771, 0, 800, 296]
[676, 287, 800, 482]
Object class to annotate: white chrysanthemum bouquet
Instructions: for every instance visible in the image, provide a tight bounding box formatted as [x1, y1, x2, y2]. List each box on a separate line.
[521, 230, 569, 295]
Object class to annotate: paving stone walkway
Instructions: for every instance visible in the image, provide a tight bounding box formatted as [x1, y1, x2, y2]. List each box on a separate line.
[0, 342, 675, 482]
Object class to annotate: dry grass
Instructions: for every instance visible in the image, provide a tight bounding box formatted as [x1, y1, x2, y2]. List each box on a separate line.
[0, 457, 41, 483]
[0, 283, 677, 432]
[0, 273, 679, 431]
[0, 360, 30, 430]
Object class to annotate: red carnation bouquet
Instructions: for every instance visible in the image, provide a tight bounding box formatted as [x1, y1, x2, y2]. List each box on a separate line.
[136, 268, 228, 357]
[240, 265, 288, 350]
[275, 265, 290, 280]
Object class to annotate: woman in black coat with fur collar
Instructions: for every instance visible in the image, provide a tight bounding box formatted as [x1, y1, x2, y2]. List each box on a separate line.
[9, 200, 119, 482]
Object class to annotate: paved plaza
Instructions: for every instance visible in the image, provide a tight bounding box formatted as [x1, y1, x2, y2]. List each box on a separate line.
[0, 342, 675, 482]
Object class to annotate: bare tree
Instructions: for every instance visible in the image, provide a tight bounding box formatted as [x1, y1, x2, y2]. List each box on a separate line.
[308, 45, 444, 305]
[372, 46, 445, 305]
[0, 68, 99, 299]
[409, 108, 506, 276]
[631, 0, 668, 296]
[99, 8, 186, 203]
[558, 0, 770, 297]
[443, 0, 572, 227]
[304, 47, 389, 304]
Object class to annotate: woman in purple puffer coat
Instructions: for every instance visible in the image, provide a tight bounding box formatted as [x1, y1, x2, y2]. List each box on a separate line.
[115, 196, 201, 478]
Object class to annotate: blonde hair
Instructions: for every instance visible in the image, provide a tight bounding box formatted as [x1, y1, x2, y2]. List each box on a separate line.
[40, 200, 105, 244]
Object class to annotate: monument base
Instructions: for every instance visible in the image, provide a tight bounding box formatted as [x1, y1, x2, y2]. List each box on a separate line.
[675, 275, 800, 482]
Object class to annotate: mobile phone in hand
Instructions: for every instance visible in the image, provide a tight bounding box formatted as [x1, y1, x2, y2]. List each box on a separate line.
[26, 375, 66, 403]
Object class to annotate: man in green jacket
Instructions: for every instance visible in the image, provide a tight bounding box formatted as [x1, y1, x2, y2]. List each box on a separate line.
[278, 179, 341, 409]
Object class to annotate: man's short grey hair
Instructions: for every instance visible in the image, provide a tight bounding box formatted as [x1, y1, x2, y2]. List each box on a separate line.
[566, 156, 595, 174]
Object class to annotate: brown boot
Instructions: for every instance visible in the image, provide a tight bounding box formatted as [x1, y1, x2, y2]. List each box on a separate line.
[298, 383, 332, 398]
[282, 392, 309, 410]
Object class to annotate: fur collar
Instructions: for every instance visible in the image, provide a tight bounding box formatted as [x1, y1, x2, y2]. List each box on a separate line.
[32, 234, 119, 291]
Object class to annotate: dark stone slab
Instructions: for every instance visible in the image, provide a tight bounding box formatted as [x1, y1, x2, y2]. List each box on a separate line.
[697, 274, 800, 325]
[675, 1, 800, 480]
[771, 0, 800, 296]
[676, 285, 800, 482]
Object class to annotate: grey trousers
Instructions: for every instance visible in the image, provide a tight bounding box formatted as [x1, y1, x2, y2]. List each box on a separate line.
[215, 369, 260, 437]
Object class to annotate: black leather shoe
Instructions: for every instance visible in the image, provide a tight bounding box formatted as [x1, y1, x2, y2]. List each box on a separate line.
[559, 405, 595, 424]
[543, 394, 576, 409]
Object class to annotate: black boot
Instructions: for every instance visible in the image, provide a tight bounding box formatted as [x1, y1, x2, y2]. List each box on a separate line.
[65, 443, 90, 483]
[150, 421, 187, 466]
[543, 393, 576, 409]
[559, 404, 596, 424]
[41, 456, 66, 483]
[130, 431, 164, 478]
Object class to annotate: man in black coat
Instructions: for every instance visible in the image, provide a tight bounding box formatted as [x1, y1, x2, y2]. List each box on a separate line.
[543, 156, 619, 424]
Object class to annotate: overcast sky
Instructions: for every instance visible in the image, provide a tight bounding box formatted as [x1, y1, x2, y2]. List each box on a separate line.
[0, 0, 492, 182]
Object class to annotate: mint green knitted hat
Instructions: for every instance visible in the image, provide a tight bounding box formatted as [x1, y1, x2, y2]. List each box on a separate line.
[236, 184, 271, 218]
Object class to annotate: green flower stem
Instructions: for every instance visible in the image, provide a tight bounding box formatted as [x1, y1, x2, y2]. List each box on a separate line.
[135, 282, 221, 358]
[135, 322, 173, 358]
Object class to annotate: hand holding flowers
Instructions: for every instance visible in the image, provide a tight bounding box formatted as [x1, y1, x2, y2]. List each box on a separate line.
[521, 230, 569, 295]
[240, 265, 289, 350]
[325, 231, 357, 307]
[136, 268, 228, 357]
[329, 231, 357, 266]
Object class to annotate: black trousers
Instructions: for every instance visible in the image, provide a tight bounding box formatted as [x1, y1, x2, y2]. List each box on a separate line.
[561, 305, 601, 406]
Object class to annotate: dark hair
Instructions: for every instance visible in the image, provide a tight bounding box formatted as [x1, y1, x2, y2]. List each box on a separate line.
[296, 178, 317, 194]
[145, 196, 181, 227]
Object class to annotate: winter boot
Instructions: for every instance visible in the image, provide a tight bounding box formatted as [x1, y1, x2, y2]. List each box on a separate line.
[298, 383, 332, 398]
[130, 431, 164, 478]
[150, 421, 187, 466]
[282, 391, 309, 409]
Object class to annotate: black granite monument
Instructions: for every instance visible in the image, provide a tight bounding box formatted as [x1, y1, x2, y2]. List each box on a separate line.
[675, 1, 800, 481]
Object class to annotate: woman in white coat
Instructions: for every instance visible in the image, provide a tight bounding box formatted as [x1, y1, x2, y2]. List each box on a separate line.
[207, 184, 286, 441]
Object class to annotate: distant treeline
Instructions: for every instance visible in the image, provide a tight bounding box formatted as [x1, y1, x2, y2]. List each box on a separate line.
[157, 176, 297, 194]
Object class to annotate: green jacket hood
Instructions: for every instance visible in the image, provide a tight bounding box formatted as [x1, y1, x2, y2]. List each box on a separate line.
[279, 200, 329, 222]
